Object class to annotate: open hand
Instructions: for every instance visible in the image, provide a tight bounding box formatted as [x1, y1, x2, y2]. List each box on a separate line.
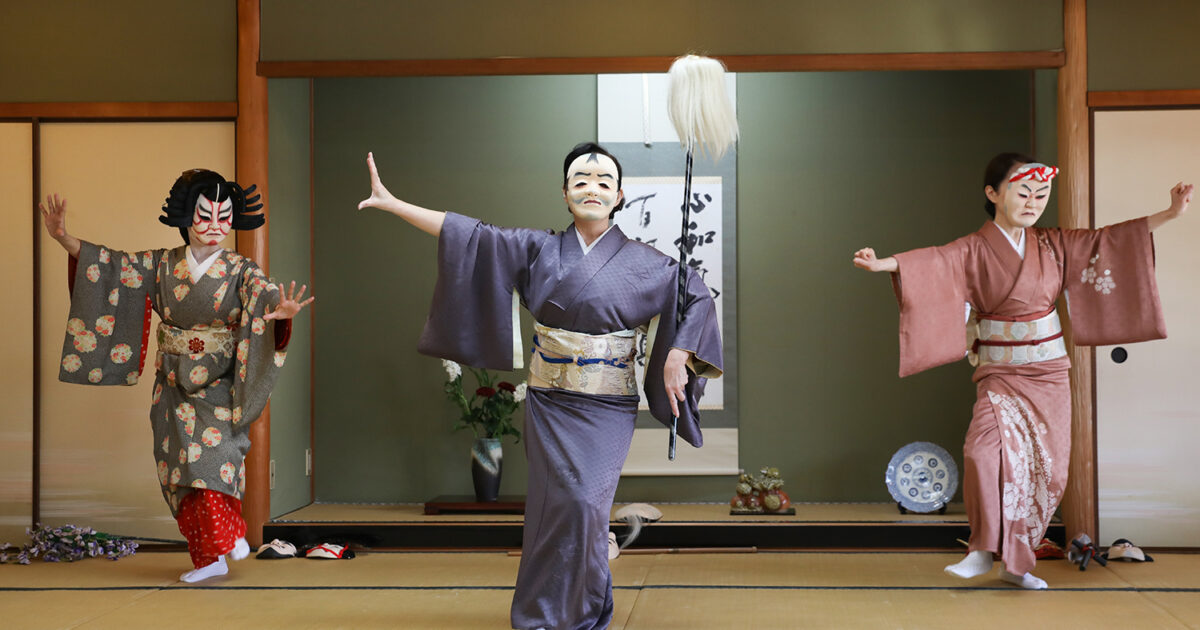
[38, 194, 68, 239]
[357, 152, 398, 213]
[264, 281, 315, 320]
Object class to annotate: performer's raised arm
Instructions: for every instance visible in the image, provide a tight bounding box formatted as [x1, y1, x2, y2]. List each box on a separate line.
[38, 194, 82, 258]
[852, 247, 898, 273]
[1146, 182, 1193, 232]
[357, 152, 445, 237]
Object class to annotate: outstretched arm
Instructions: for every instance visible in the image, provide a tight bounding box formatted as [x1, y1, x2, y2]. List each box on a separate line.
[38, 194, 81, 258]
[852, 247, 898, 273]
[1146, 182, 1193, 232]
[357, 152, 446, 237]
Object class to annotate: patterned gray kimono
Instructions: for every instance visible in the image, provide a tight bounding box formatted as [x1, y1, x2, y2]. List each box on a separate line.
[419, 213, 723, 630]
[58, 241, 286, 515]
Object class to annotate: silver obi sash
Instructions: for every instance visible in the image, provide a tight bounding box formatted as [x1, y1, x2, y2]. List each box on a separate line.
[969, 307, 1067, 367]
[528, 322, 638, 396]
[157, 322, 236, 356]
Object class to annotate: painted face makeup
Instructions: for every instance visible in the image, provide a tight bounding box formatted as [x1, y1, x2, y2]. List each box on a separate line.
[563, 153, 622, 222]
[189, 191, 233, 247]
[991, 163, 1056, 231]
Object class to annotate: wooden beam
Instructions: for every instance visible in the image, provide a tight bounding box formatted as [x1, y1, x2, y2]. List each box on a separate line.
[258, 50, 1065, 78]
[1088, 89, 1200, 108]
[0, 102, 236, 120]
[237, 0, 272, 549]
[1057, 0, 1097, 543]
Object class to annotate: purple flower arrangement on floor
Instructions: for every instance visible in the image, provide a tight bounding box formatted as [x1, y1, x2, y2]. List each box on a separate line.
[0, 524, 138, 564]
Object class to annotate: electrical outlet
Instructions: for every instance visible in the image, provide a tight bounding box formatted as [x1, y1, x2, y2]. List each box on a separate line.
[269, 459, 276, 490]
[305, 449, 312, 476]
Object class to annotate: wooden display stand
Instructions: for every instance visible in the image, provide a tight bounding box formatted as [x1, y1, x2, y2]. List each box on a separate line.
[424, 495, 526, 515]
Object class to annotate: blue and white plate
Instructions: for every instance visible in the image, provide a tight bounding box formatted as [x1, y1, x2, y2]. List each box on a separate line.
[885, 442, 958, 513]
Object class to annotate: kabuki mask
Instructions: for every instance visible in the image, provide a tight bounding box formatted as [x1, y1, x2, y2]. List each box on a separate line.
[562, 145, 624, 222]
[987, 162, 1059, 230]
[190, 189, 233, 246]
[159, 169, 264, 246]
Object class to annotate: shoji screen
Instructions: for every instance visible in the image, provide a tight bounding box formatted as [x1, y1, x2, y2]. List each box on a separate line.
[38, 122, 234, 539]
[1094, 109, 1200, 547]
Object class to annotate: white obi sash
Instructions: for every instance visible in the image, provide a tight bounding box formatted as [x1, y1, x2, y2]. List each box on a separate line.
[528, 322, 638, 396]
[157, 321, 236, 357]
[968, 307, 1067, 367]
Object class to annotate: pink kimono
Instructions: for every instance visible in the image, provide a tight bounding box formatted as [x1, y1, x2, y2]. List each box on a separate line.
[891, 218, 1165, 575]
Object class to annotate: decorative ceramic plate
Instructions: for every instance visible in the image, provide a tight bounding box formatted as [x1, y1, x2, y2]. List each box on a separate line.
[885, 442, 958, 513]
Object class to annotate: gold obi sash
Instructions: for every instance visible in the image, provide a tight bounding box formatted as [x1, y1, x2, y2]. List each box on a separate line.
[969, 307, 1067, 367]
[157, 322, 237, 357]
[528, 322, 638, 396]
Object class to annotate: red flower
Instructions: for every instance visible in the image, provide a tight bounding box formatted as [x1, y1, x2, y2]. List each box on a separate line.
[498, 382, 516, 392]
[475, 387, 496, 398]
[188, 338, 205, 353]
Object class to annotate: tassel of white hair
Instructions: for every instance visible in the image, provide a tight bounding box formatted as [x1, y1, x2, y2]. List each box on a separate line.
[667, 54, 739, 159]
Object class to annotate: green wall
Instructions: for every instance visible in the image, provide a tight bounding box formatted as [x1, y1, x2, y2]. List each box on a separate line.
[311, 76, 596, 502]
[267, 78, 314, 516]
[0, 1, 236, 103]
[1089, 0, 1200, 91]
[308, 70, 1035, 503]
[262, 0, 1060, 61]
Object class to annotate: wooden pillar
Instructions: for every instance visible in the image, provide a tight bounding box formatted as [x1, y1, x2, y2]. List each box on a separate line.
[237, 0, 271, 548]
[1057, 0, 1097, 542]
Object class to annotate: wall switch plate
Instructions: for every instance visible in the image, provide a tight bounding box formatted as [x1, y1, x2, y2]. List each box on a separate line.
[269, 459, 276, 490]
[305, 449, 312, 477]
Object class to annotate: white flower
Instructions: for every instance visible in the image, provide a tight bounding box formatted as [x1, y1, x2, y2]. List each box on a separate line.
[442, 359, 462, 381]
[513, 382, 527, 402]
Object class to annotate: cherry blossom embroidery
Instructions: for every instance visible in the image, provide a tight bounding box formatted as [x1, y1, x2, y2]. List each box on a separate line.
[212, 282, 229, 311]
[174, 285, 190, 302]
[173, 259, 190, 281]
[98, 248, 110, 264]
[189, 365, 209, 384]
[73, 330, 97, 353]
[86, 264, 101, 283]
[988, 391, 1058, 551]
[190, 479, 206, 489]
[152, 383, 163, 404]
[214, 407, 231, 422]
[125, 371, 138, 385]
[157, 461, 169, 484]
[1080, 254, 1116, 295]
[108, 289, 120, 306]
[201, 427, 223, 447]
[219, 462, 236, 484]
[110, 344, 133, 364]
[251, 318, 265, 335]
[67, 318, 86, 335]
[206, 259, 227, 279]
[187, 442, 203, 463]
[87, 368, 103, 383]
[95, 315, 115, 336]
[61, 354, 82, 373]
[161, 436, 170, 454]
[169, 467, 182, 487]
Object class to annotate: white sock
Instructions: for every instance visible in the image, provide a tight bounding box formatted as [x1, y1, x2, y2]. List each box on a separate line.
[180, 555, 228, 583]
[229, 538, 250, 561]
[944, 550, 993, 579]
[1001, 570, 1048, 590]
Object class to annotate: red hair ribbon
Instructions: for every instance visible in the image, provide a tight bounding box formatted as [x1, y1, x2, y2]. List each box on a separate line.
[1009, 163, 1059, 183]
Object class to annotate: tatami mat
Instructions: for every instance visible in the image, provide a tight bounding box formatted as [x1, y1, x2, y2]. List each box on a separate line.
[2, 550, 1197, 629]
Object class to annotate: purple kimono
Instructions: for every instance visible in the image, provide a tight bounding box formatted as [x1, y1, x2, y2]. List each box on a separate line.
[419, 213, 722, 630]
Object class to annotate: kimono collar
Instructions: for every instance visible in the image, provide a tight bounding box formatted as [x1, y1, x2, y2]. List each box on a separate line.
[978, 222, 1043, 309]
[576, 223, 616, 255]
[545, 223, 630, 316]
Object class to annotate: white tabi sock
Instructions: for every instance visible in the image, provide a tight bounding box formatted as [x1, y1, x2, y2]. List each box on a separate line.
[180, 555, 228, 583]
[1001, 569, 1048, 590]
[944, 550, 994, 579]
[229, 537, 250, 561]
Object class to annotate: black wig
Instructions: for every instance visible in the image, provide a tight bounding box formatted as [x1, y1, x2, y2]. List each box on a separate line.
[159, 169, 263, 245]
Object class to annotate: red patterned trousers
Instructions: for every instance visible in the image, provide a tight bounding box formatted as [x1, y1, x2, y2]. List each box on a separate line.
[176, 489, 247, 569]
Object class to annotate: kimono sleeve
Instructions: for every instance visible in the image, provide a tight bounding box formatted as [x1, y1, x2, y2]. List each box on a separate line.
[644, 264, 723, 448]
[417, 211, 551, 370]
[59, 240, 163, 386]
[232, 261, 287, 428]
[891, 240, 971, 377]
[1058, 217, 1166, 345]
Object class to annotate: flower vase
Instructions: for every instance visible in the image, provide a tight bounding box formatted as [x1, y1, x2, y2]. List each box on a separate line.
[471, 437, 503, 502]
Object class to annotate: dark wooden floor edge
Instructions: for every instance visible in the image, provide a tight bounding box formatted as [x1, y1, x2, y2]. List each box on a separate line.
[263, 522, 1066, 551]
[6, 584, 1199, 593]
